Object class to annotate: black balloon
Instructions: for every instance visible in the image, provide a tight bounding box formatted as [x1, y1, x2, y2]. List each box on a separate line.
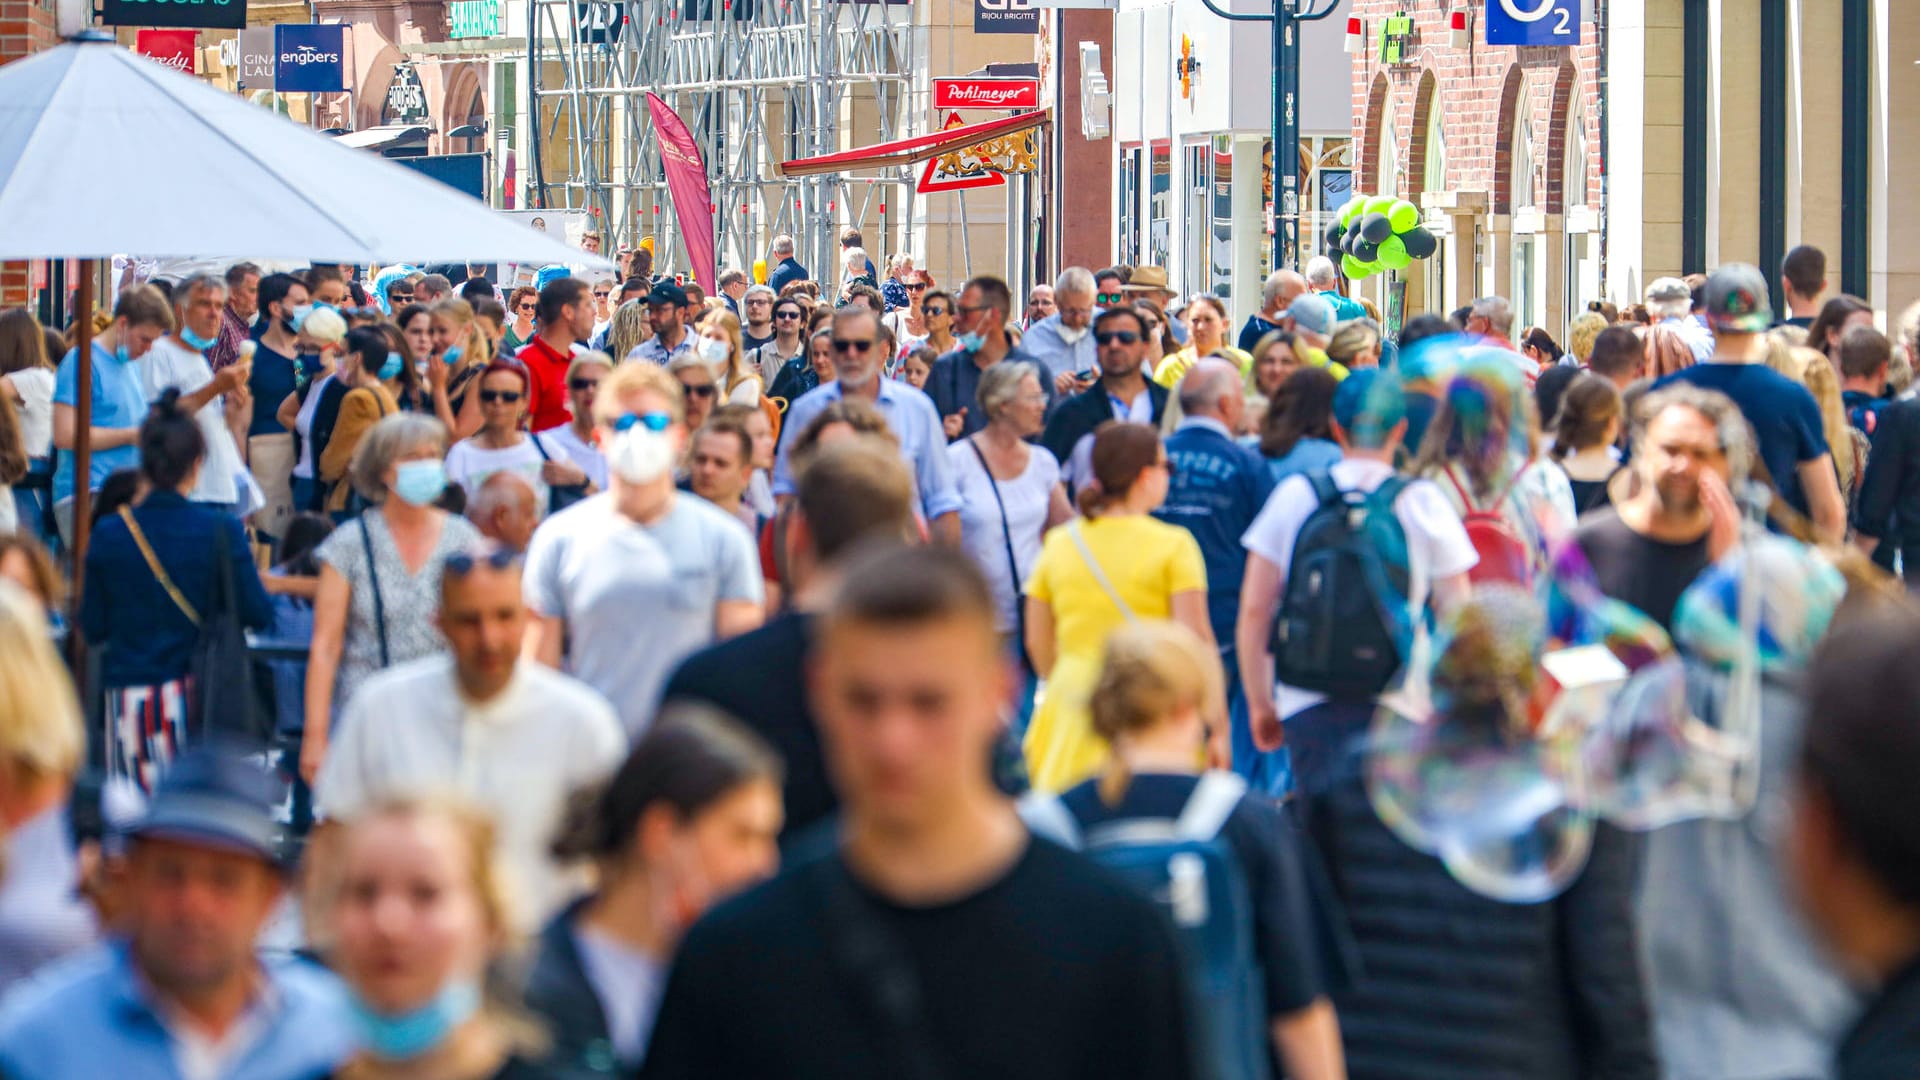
[1353, 239, 1380, 262]
[1360, 212, 1393, 244]
[1401, 226, 1438, 259]
[1345, 219, 1364, 247]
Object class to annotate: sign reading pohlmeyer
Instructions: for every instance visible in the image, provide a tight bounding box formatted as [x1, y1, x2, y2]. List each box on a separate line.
[239, 27, 275, 88]
[973, 0, 1037, 35]
[274, 24, 346, 93]
[933, 77, 1040, 111]
[1484, 0, 1581, 46]
[450, 0, 500, 39]
[103, 0, 244, 30]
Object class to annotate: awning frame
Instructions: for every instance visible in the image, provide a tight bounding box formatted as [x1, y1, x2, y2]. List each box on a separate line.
[778, 109, 1048, 177]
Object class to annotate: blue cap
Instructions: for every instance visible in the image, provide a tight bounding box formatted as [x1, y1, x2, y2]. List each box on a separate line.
[129, 743, 283, 866]
[1332, 368, 1406, 446]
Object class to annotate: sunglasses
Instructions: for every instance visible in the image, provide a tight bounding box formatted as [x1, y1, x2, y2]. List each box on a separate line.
[569, 378, 601, 392]
[612, 411, 673, 433]
[479, 389, 523, 404]
[517, 303, 537, 312]
[924, 306, 949, 317]
[775, 310, 802, 320]
[390, 292, 414, 303]
[906, 282, 929, 292]
[593, 291, 611, 300]
[678, 380, 717, 399]
[1095, 330, 1141, 345]
[445, 549, 521, 576]
[1097, 292, 1124, 305]
[831, 338, 875, 355]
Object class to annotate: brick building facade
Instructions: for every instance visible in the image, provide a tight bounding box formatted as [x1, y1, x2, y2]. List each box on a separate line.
[1345, 0, 1601, 339]
[1, 0, 62, 307]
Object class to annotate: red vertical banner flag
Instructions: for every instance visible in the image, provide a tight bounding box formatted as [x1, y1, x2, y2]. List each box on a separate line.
[645, 93, 716, 296]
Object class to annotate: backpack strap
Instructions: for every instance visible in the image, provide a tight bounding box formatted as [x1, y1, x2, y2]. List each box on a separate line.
[1305, 468, 1342, 509]
[1017, 793, 1083, 849]
[1174, 771, 1247, 842]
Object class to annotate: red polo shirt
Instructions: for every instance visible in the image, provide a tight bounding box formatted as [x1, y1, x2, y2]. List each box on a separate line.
[517, 334, 576, 433]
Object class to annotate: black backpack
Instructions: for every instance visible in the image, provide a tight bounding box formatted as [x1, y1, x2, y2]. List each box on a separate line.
[1271, 471, 1415, 699]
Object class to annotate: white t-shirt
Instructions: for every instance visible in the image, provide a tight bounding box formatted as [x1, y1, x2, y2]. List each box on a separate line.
[946, 439, 1060, 634]
[292, 372, 333, 481]
[524, 493, 765, 735]
[6, 368, 54, 458]
[538, 423, 610, 492]
[1241, 458, 1479, 719]
[316, 654, 625, 929]
[444, 432, 567, 509]
[141, 337, 262, 513]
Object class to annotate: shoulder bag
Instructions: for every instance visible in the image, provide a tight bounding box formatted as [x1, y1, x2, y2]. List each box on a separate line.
[357, 514, 391, 669]
[119, 507, 264, 741]
[968, 439, 1036, 675]
[530, 434, 590, 514]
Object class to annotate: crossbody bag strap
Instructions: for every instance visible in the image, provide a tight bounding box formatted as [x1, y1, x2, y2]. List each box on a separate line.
[118, 507, 200, 625]
[968, 439, 1029, 642]
[1067, 520, 1137, 623]
[357, 515, 391, 669]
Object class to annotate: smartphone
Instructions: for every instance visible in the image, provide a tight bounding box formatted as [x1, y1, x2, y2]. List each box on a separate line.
[1072, 368, 1096, 381]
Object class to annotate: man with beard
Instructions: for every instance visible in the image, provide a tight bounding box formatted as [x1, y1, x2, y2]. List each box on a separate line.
[1039, 306, 1169, 499]
[1561, 384, 1746, 633]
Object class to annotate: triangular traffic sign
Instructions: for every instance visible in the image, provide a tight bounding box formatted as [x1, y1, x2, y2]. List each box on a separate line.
[917, 112, 1007, 194]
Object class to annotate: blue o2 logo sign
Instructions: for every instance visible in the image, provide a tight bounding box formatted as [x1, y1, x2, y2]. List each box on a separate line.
[1485, 0, 1580, 47]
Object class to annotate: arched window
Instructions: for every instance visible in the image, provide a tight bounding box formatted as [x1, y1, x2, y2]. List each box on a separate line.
[1379, 91, 1401, 198]
[1563, 93, 1589, 212]
[1510, 81, 1536, 213]
[1422, 93, 1447, 195]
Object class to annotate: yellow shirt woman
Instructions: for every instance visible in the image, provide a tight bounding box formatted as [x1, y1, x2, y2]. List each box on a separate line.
[1022, 514, 1207, 791]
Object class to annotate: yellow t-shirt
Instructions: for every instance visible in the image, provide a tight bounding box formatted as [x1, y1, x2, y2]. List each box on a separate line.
[1152, 345, 1254, 389]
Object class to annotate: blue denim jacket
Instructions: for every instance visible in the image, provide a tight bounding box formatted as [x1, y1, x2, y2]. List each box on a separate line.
[0, 943, 355, 1080]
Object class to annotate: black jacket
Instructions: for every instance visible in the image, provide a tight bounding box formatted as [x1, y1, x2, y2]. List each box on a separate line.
[523, 901, 624, 1078]
[1840, 957, 1920, 1079]
[1289, 703, 1658, 1080]
[1038, 379, 1170, 479]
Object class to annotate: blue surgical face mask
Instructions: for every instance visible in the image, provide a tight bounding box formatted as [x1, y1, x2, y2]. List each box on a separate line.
[444, 346, 463, 365]
[348, 980, 479, 1061]
[290, 304, 316, 332]
[378, 352, 404, 381]
[114, 344, 131, 364]
[180, 326, 219, 352]
[959, 330, 987, 353]
[392, 459, 448, 507]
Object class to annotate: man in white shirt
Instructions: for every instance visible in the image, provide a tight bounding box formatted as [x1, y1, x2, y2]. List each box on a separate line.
[1646, 277, 1716, 364]
[141, 273, 260, 516]
[1234, 369, 1477, 751]
[317, 545, 625, 930]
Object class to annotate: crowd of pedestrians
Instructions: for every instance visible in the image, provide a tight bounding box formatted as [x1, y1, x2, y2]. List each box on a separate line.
[0, 237, 1916, 1080]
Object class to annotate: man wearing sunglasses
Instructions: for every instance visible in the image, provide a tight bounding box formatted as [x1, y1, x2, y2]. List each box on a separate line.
[1040, 306, 1169, 499]
[633, 281, 695, 367]
[773, 307, 963, 544]
[316, 542, 625, 928]
[751, 298, 808, 385]
[928, 275, 1052, 442]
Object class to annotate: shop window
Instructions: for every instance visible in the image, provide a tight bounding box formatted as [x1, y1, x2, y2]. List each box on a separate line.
[1183, 142, 1210, 300]
[1119, 148, 1142, 267]
[1423, 96, 1446, 196]
[1210, 139, 1232, 300]
[1510, 82, 1536, 213]
[1150, 143, 1171, 269]
[1378, 92, 1401, 199]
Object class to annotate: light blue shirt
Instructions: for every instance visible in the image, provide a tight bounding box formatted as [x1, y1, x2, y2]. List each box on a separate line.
[52, 342, 149, 503]
[0, 944, 355, 1080]
[1659, 316, 1716, 364]
[1018, 313, 1094, 382]
[773, 378, 961, 520]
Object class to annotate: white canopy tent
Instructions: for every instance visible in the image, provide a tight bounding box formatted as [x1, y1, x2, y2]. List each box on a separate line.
[0, 31, 612, 618]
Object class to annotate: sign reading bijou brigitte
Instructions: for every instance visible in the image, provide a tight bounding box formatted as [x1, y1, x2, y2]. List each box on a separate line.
[103, 0, 243, 31]
[275, 24, 346, 93]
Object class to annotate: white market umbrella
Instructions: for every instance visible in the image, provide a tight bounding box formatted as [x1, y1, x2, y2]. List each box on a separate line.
[0, 32, 609, 266]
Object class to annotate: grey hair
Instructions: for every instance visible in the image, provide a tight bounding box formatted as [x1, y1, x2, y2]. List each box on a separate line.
[349, 412, 450, 502]
[1054, 266, 1096, 299]
[977, 361, 1042, 421]
[744, 284, 775, 301]
[843, 246, 868, 270]
[466, 470, 539, 526]
[1304, 256, 1339, 289]
[1176, 358, 1243, 417]
[1630, 383, 1756, 488]
[224, 262, 261, 288]
[1262, 270, 1304, 309]
[173, 272, 227, 309]
[1472, 295, 1515, 336]
[1647, 295, 1691, 321]
[771, 234, 796, 256]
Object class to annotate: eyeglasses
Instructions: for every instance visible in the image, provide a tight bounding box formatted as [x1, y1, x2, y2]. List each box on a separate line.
[444, 549, 521, 576]
[612, 411, 673, 433]
[923, 306, 949, 317]
[906, 282, 929, 292]
[478, 389, 523, 404]
[831, 338, 876, 355]
[1097, 292, 1124, 305]
[569, 378, 602, 392]
[679, 382, 718, 399]
[1095, 330, 1141, 345]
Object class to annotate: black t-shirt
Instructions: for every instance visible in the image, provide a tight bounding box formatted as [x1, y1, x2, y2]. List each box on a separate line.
[1059, 773, 1348, 1017]
[1566, 470, 1619, 516]
[742, 328, 776, 352]
[1853, 397, 1920, 561]
[661, 612, 836, 846]
[247, 343, 299, 437]
[1570, 508, 1712, 633]
[637, 839, 1199, 1080]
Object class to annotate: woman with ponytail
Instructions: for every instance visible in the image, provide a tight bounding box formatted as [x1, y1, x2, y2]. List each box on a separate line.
[525, 704, 783, 1076]
[80, 389, 273, 791]
[1048, 619, 1350, 1080]
[1547, 373, 1623, 514]
[1022, 421, 1213, 793]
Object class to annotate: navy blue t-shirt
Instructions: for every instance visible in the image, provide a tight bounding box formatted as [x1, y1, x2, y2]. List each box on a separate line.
[1155, 420, 1275, 644]
[1653, 362, 1828, 514]
[1060, 772, 1348, 1018]
[248, 343, 299, 437]
[1238, 314, 1283, 354]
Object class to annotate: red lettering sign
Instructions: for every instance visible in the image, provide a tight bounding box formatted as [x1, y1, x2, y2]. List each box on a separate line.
[933, 78, 1040, 111]
[136, 29, 198, 75]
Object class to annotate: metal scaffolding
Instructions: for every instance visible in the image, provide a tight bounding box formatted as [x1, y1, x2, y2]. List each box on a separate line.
[527, 0, 920, 278]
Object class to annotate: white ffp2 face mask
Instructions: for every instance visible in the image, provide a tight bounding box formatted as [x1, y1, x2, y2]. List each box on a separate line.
[610, 423, 676, 485]
[1056, 324, 1089, 345]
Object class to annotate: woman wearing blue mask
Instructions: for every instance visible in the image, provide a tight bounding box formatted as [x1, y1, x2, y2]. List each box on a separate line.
[324, 795, 550, 1080]
[300, 412, 479, 785]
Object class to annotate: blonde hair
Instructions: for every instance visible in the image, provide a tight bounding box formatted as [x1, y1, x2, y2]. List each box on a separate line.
[605, 302, 651, 363]
[696, 310, 759, 398]
[0, 581, 84, 784]
[1089, 620, 1224, 805]
[566, 351, 614, 383]
[593, 361, 685, 426]
[1565, 312, 1609, 364]
[1763, 331, 1805, 379]
[1796, 347, 1857, 494]
[431, 297, 493, 370]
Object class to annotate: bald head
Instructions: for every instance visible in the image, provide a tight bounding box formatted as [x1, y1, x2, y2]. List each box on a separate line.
[466, 471, 540, 553]
[1177, 358, 1245, 425]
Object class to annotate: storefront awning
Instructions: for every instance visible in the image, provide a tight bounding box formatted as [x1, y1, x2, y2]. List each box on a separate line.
[778, 110, 1048, 177]
[332, 124, 431, 152]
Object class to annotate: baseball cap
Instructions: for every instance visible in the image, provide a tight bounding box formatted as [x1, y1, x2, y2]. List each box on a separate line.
[647, 281, 689, 308]
[1702, 263, 1774, 333]
[1285, 293, 1336, 337]
[129, 743, 283, 866]
[1331, 367, 1406, 446]
[1645, 277, 1692, 304]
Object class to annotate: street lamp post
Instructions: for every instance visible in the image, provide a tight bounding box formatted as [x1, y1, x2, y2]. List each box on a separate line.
[1189, 0, 1340, 272]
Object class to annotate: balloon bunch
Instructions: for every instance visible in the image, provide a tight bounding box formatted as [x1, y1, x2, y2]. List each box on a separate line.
[1323, 194, 1437, 280]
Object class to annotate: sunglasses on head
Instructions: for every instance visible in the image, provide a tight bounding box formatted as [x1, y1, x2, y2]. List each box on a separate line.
[612, 411, 673, 433]
[569, 377, 601, 392]
[1095, 330, 1141, 345]
[444, 549, 521, 576]
[479, 389, 523, 404]
[831, 338, 875, 355]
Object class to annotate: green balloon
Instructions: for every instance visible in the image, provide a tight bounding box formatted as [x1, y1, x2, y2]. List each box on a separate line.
[1340, 196, 1367, 227]
[1341, 252, 1369, 279]
[1377, 236, 1411, 270]
[1388, 200, 1420, 233]
[1364, 195, 1395, 216]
